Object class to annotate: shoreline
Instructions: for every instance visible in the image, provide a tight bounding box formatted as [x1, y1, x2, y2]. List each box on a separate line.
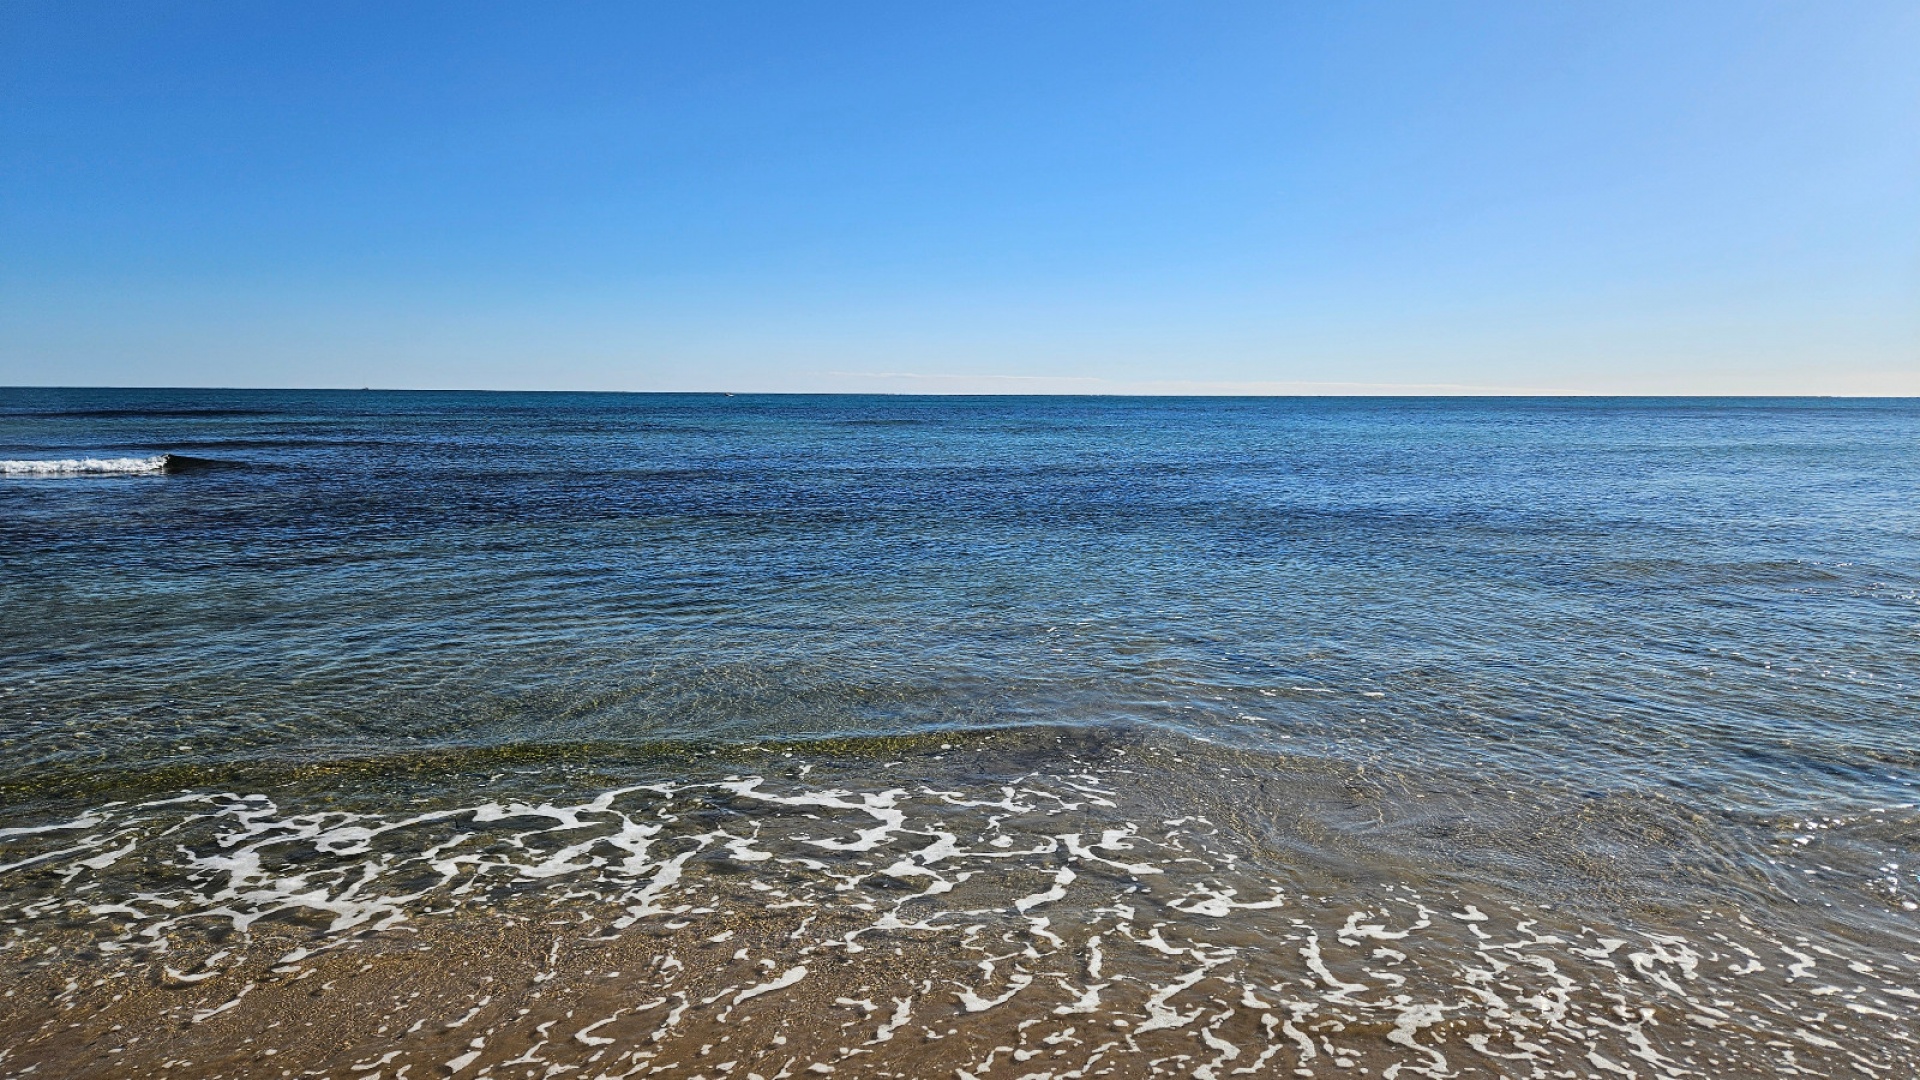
[4, 740, 1916, 1078]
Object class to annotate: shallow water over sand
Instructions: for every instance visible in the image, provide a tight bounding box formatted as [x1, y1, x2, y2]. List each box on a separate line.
[4, 732, 1918, 1079]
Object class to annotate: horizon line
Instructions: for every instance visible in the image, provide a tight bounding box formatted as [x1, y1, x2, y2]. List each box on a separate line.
[1, 385, 1910, 400]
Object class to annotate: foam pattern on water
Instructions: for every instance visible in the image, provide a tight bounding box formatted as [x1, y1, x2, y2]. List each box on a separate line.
[4, 761, 1916, 1079]
[0, 454, 168, 476]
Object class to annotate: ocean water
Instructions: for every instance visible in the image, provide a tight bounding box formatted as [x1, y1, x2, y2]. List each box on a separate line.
[1, 388, 1916, 1079]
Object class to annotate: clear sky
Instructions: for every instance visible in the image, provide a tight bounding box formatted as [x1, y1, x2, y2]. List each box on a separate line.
[3, 2, 1916, 394]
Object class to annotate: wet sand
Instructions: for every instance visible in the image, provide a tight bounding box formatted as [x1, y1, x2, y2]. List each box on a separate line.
[4, 737, 1915, 1079]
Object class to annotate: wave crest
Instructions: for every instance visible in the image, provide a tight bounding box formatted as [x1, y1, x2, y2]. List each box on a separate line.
[1, 454, 172, 476]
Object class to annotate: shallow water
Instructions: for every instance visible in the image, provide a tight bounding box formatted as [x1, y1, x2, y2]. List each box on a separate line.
[2, 390, 1917, 1077]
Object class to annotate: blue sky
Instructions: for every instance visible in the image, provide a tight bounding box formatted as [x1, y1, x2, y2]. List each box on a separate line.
[3, 2, 1916, 393]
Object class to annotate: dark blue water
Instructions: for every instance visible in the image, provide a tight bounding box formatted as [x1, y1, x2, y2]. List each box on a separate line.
[3, 389, 1917, 1077]
[5, 390, 1915, 805]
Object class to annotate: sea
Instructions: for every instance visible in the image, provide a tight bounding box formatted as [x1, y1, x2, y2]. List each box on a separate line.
[1, 388, 1916, 1080]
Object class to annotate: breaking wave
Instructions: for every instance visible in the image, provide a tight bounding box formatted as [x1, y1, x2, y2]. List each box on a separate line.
[0, 453, 219, 476]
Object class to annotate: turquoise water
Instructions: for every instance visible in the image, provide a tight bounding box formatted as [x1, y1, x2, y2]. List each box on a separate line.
[2, 389, 1917, 1077]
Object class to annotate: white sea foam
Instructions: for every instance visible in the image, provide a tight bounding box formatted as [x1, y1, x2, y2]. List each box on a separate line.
[1, 765, 1915, 1077]
[0, 454, 168, 476]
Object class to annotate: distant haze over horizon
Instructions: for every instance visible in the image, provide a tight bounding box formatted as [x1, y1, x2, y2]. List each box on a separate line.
[6, 387, 1915, 402]
[3, 2, 1916, 395]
